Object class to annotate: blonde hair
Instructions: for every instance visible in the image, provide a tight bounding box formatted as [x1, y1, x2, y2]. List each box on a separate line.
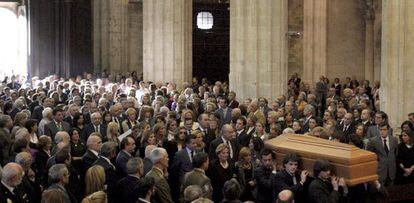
[125, 108, 137, 116]
[81, 191, 107, 203]
[85, 165, 106, 196]
[215, 143, 229, 155]
[239, 147, 252, 162]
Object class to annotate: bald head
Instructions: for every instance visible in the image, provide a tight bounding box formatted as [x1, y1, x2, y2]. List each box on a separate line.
[1, 163, 24, 187]
[87, 135, 103, 152]
[221, 124, 235, 141]
[277, 189, 294, 203]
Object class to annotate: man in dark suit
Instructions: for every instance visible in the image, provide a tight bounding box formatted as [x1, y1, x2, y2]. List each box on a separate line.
[0, 163, 28, 203]
[367, 123, 398, 186]
[235, 117, 250, 147]
[258, 97, 271, 118]
[110, 103, 124, 132]
[0, 115, 13, 165]
[274, 153, 309, 202]
[117, 157, 144, 203]
[47, 164, 74, 203]
[82, 112, 107, 141]
[93, 141, 119, 203]
[209, 124, 239, 162]
[135, 177, 156, 203]
[32, 97, 53, 123]
[302, 104, 318, 133]
[116, 137, 136, 177]
[146, 147, 173, 203]
[308, 159, 348, 203]
[367, 111, 393, 138]
[82, 134, 103, 172]
[172, 134, 198, 184]
[228, 91, 239, 109]
[44, 107, 71, 141]
[360, 109, 373, 128]
[197, 113, 215, 152]
[254, 148, 277, 203]
[63, 104, 80, 126]
[215, 97, 233, 127]
[143, 145, 156, 175]
[337, 113, 356, 144]
[182, 152, 213, 199]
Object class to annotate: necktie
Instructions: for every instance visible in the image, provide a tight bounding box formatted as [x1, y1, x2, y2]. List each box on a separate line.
[383, 139, 389, 154]
[95, 125, 98, 133]
[227, 140, 234, 159]
[343, 125, 348, 132]
[191, 151, 194, 161]
[57, 123, 62, 131]
[292, 175, 297, 185]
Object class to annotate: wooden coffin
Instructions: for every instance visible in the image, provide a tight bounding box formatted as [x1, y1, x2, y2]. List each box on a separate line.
[265, 134, 378, 186]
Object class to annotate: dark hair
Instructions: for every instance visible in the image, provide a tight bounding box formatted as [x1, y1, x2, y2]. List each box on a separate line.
[52, 107, 64, 116]
[69, 127, 81, 137]
[120, 136, 133, 150]
[378, 122, 390, 129]
[185, 133, 197, 145]
[134, 176, 155, 199]
[24, 119, 38, 134]
[72, 112, 83, 127]
[192, 152, 209, 168]
[237, 117, 247, 126]
[376, 111, 388, 123]
[401, 120, 414, 133]
[12, 138, 28, 153]
[259, 148, 275, 159]
[55, 147, 71, 164]
[250, 137, 264, 152]
[313, 159, 332, 177]
[282, 153, 300, 166]
[400, 131, 414, 145]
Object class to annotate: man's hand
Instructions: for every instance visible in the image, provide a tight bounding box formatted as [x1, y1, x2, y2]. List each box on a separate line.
[300, 170, 309, 183]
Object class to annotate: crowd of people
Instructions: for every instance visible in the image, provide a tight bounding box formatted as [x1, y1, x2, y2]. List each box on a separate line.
[0, 72, 413, 203]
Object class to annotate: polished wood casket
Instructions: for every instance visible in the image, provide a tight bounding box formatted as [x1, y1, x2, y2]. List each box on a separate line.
[265, 134, 378, 186]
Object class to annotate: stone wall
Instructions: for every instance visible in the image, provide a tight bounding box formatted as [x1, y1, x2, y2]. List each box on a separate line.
[326, 0, 366, 81]
[288, 0, 303, 77]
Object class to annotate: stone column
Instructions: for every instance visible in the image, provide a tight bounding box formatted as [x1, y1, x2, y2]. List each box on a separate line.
[143, 0, 192, 86]
[380, 0, 414, 130]
[303, 0, 327, 85]
[364, 0, 375, 82]
[229, 0, 288, 100]
[93, 0, 141, 76]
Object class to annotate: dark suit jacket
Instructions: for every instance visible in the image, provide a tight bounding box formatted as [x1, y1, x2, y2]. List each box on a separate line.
[367, 135, 398, 183]
[143, 157, 153, 175]
[172, 148, 194, 184]
[308, 178, 341, 203]
[35, 149, 51, 187]
[146, 167, 173, 203]
[237, 129, 251, 147]
[253, 165, 275, 203]
[215, 108, 233, 127]
[44, 120, 71, 140]
[32, 105, 44, 122]
[0, 181, 29, 203]
[366, 125, 393, 139]
[228, 100, 239, 109]
[116, 150, 133, 177]
[82, 149, 99, 172]
[336, 123, 356, 144]
[116, 175, 141, 203]
[93, 157, 118, 203]
[209, 137, 239, 162]
[0, 128, 11, 165]
[82, 123, 107, 142]
[63, 116, 73, 126]
[274, 170, 304, 199]
[197, 127, 215, 153]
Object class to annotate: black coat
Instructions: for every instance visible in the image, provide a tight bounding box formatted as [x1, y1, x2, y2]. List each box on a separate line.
[82, 149, 99, 172]
[93, 157, 119, 203]
[82, 124, 107, 142]
[116, 175, 141, 203]
[0, 181, 29, 203]
[253, 165, 275, 203]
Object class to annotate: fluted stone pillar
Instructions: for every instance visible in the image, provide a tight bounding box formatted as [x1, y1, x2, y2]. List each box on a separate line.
[143, 0, 192, 86]
[93, 0, 142, 75]
[303, 0, 327, 85]
[364, 0, 375, 82]
[229, 0, 288, 100]
[380, 0, 414, 130]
